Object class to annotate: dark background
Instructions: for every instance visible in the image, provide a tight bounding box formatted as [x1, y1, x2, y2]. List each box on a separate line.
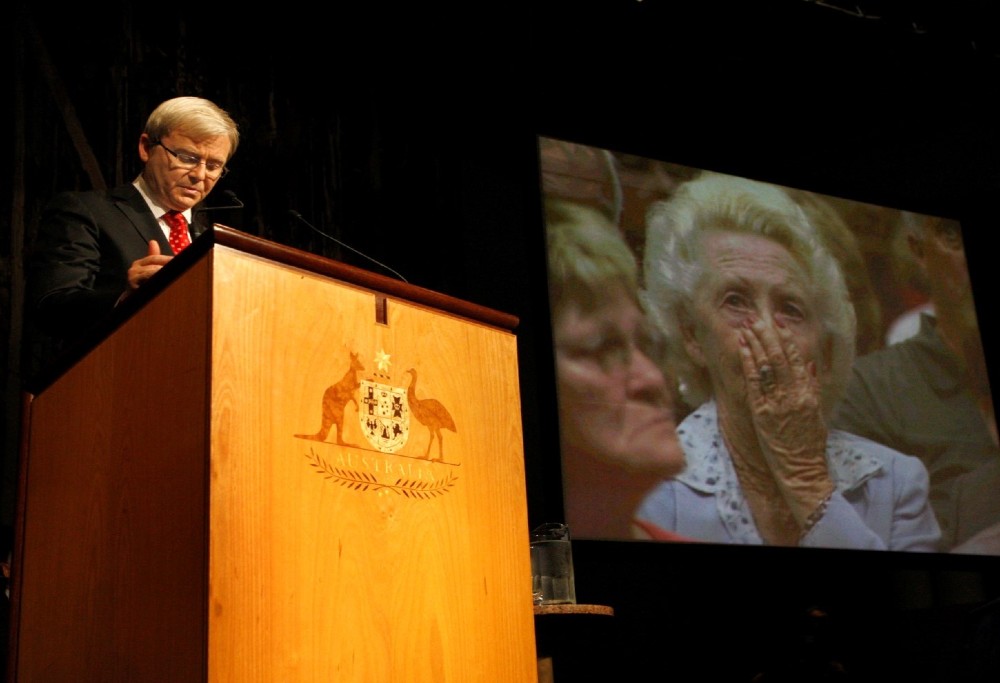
[4, 1, 1000, 680]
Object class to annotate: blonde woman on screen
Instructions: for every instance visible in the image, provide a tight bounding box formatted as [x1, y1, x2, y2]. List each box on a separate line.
[546, 199, 686, 541]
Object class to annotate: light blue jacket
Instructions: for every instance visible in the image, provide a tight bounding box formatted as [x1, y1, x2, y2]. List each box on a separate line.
[635, 401, 942, 551]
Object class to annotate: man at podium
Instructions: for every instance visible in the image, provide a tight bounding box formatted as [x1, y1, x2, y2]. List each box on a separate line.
[24, 96, 240, 372]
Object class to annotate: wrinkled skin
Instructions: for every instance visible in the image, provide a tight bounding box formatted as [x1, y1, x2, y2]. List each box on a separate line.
[684, 231, 834, 531]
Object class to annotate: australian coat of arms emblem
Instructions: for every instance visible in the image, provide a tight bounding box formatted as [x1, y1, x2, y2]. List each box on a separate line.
[295, 350, 458, 497]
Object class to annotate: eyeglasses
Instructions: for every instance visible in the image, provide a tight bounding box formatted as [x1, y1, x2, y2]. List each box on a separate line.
[556, 319, 667, 373]
[150, 139, 229, 178]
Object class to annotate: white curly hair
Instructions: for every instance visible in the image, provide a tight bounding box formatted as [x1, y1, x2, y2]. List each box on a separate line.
[641, 171, 857, 416]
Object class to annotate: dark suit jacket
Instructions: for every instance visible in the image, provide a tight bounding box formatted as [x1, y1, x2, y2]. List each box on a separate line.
[26, 183, 211, 346]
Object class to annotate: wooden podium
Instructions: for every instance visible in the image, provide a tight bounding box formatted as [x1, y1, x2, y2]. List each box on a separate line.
[8, 226, 537, 682]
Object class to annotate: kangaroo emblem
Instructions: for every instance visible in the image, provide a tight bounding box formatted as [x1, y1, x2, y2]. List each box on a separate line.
[296, 352, 364, 446]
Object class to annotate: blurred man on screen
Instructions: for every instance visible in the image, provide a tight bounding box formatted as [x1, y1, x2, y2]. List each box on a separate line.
[833, 216, 1000, 552]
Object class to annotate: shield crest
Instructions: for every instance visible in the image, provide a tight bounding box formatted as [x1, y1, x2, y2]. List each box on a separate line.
[359, 379, 409, 452]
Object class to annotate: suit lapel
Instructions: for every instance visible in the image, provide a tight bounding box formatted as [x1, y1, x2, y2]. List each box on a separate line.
[110, 184, 172, 254]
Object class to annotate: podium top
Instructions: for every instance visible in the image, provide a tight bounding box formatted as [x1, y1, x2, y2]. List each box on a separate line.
[209, 225, 519, 330]
[27, 224, 520, 395]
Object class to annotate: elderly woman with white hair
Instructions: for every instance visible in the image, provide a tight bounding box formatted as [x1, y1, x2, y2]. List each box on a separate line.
[634, 172, 940, 550]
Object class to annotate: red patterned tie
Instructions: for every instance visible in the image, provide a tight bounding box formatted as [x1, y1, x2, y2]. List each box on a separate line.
[164, 211, 191, 253]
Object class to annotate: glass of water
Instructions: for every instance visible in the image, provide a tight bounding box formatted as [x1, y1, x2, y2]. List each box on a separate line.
[530, 522, 577, 605]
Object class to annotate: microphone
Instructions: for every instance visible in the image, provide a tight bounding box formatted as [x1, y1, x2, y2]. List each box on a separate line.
[288, 210, 409, 283]
[196, 190, 245, 212]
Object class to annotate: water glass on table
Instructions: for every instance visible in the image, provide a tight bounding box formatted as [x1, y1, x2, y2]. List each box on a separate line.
[530, 522, 576, 605]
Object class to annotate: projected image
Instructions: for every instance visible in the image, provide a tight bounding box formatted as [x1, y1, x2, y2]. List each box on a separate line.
[539, 136, 1000, 555]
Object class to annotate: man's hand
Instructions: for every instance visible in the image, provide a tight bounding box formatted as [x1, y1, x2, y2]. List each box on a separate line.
[126, 240, 172, 292]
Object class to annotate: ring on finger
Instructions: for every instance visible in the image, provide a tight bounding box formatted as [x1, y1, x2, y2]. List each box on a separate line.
[759, 364, 775, 390]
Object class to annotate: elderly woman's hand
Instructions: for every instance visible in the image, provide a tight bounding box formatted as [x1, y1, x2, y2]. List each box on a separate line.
[738, 316, 835, 529]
